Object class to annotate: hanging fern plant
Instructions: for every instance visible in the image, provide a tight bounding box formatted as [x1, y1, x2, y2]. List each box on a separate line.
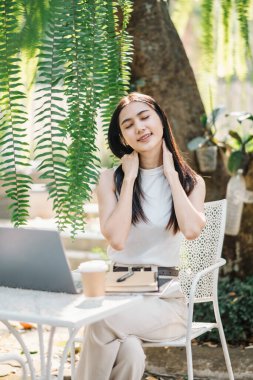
[34, 0, 69, 231]
[0, 0, 32, 226]
[234, 0, 252, 56]
[99, 0, 133, 167]
[222, 0, 232, 46]
[201, 0, 214, 73]
[221, 0, 233, 73]
[0, 0, 134, 235]
[100, 0, 133, 136]
[60, 0, 106, 234]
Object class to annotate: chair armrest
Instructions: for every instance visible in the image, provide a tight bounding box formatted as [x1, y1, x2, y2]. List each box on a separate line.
[185, 258, 226, 342]
[189, 258, 226, 304]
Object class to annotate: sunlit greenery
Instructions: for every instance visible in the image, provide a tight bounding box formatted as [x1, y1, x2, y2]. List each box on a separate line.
[170, 0, 253, 112]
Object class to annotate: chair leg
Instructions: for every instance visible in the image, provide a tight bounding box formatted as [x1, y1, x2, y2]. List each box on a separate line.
[214, 302, 234, 380]
[217, 324, 234, 380]
[70, 336, 83, 380]
[186, 341, 194, 380]
[71, 341, 76, 380]
[0, 354, 27, 380]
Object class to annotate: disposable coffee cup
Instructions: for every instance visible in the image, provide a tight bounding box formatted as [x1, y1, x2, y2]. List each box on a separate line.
[78, 260, 108, 298]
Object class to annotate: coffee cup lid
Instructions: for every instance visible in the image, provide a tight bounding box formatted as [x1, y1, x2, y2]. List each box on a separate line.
[78, 260, 108, 273]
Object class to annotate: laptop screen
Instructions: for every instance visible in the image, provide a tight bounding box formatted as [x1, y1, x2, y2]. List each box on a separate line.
[0, 227, 77, 293]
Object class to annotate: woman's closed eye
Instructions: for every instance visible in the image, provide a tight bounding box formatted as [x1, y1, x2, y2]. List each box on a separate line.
[125, 115, 149, 129]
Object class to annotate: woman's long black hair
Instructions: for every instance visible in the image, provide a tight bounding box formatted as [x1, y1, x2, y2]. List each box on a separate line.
[108, 92, 197, 234]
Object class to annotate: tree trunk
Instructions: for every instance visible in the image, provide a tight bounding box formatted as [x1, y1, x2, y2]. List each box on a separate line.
[129, 0, 204, 155]
[129, 0, 253, 276]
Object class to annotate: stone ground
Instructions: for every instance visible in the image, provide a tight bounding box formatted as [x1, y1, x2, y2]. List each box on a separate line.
[0, 322, 252, 380]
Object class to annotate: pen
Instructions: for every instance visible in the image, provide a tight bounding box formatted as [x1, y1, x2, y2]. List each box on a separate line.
[116, 270, 134, 282]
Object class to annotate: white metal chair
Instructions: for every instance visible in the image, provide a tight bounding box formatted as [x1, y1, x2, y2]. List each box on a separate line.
[0, 353, 27, 380]
[143, 199, 234, 380]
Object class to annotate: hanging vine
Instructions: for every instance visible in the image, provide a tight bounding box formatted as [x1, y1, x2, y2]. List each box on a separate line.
[171, 0, 253, 78]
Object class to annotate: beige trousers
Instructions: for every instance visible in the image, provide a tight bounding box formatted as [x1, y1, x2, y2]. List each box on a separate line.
[76, 291, 187, 380]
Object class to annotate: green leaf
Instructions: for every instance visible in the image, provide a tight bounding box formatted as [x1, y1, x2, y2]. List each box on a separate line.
[229, 130, 243, 144]
[227, 151, 245, 173]
[187, 136, 208, 151]
[243, 134, 253, 145]
[207, 106, 225, 126]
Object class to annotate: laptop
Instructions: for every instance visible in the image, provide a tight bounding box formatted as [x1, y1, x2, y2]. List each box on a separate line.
[0, 227, 82, 294]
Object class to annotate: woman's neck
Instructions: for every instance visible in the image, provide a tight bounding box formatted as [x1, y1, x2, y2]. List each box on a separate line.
[139, 150, 163, 169]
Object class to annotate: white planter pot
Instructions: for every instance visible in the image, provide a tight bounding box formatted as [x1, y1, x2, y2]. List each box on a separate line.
[196, 145, 218, 173]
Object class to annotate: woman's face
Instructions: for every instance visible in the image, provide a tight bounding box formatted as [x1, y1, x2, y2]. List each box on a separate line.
[118, 101, 164, 153]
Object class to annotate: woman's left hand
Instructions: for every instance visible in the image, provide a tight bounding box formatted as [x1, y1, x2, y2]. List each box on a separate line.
[162, 140, 176, 179]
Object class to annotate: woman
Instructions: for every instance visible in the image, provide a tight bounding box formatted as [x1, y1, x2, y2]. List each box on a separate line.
[76, 92, 206, 380]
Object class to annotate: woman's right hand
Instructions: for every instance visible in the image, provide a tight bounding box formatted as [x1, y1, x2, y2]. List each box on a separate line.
[121, 151, 139, 181]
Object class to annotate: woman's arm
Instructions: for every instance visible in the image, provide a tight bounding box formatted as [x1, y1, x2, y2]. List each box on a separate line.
[163, 141, 206, 240]
[167, 172, 206, 239]
[96, 152, 139, 250]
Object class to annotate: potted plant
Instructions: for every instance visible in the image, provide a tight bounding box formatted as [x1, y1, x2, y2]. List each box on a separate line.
[224, 112, 253, 175]
[187, 107, 225, 173]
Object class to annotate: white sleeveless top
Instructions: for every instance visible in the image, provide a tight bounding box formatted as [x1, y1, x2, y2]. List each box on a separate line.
[107, 165, 183, 267]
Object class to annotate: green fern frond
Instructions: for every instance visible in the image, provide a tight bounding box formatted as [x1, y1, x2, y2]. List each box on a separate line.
[0, 0, 32, 226]
[18, 0, 50, 59]
[118, 0, 134, 93]
[200, 0, 214, 72]
[100, 0, 133, 142]
[233, 17, 248, 80]
[234, 0, 252, 57]
[216, 0, 233, 79]
[99, 1, 126, 137]
[96, 1, 133, 169]
[57, 0, 102, 236]
[222, 0, 232, 45]
[34, 0, 69, 230]
[57, 0, 133, 236]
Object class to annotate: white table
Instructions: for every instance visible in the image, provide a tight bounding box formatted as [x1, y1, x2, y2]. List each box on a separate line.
[0, 286, 143, 380]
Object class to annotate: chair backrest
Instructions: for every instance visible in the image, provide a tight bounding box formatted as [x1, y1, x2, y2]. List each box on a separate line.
[179, 199, 227, 302]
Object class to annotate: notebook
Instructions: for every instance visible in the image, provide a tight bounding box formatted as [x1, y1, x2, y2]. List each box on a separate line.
[105, 270, 174, 296]
[105, 271, 158, 292]
[0, 227, 82, 294]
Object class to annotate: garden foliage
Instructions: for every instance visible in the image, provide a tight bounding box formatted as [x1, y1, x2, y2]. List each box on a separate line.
[194, 276, 253, 344]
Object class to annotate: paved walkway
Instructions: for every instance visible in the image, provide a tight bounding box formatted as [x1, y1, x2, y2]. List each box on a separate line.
[144, 344, 253, 379]
[0, 322, 252, 379]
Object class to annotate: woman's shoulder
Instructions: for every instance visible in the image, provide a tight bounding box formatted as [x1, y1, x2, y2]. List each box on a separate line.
[195, 174, 206, 188]
[99, 166, 117, 178]
[191, 173, 206, 197]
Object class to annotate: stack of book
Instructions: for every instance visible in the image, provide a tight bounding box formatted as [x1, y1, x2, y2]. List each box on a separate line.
[105, 271, 158, 293]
